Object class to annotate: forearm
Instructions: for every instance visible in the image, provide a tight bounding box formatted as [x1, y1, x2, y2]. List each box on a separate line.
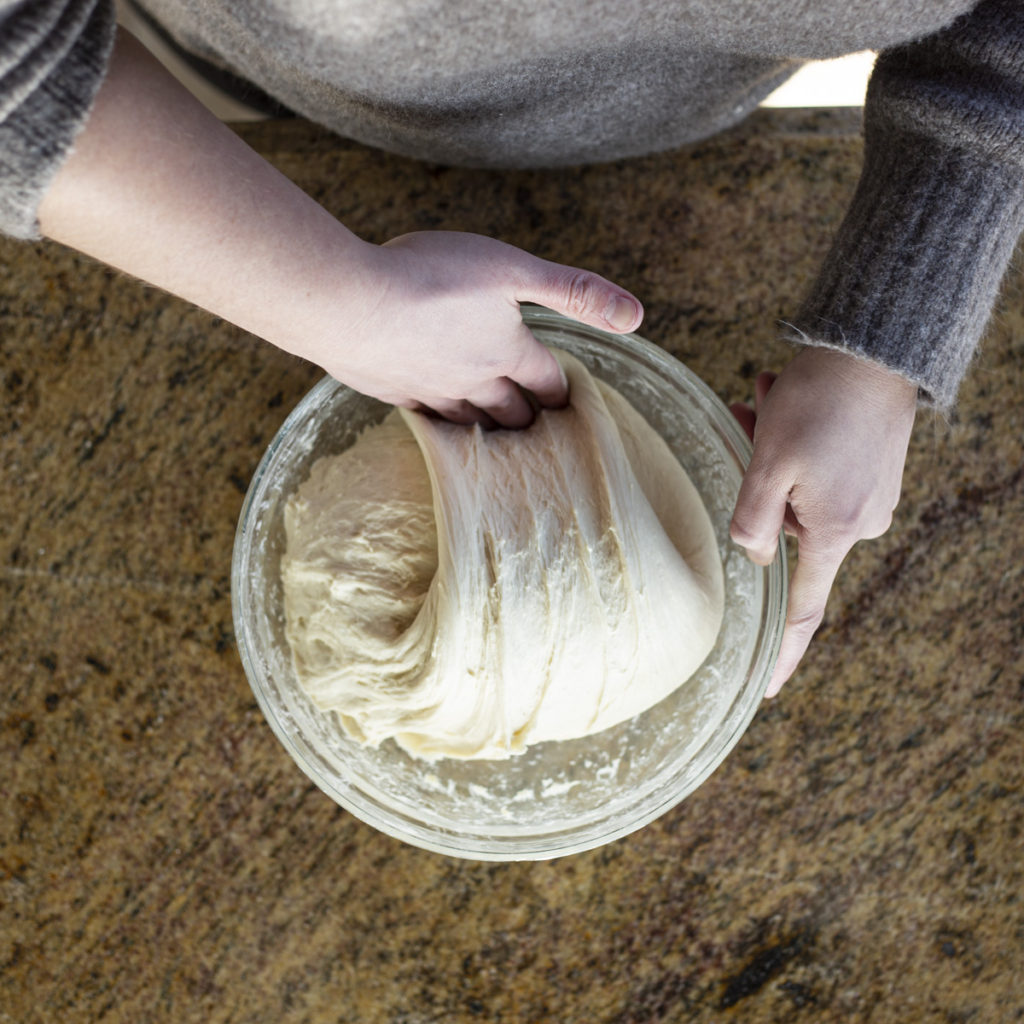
[36, 28, 644, 427]
[37, 28, 377, 361]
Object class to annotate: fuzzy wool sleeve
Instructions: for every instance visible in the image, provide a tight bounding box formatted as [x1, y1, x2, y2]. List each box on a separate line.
[791, 0, 1024, 409]
[0, 0, 116, 239]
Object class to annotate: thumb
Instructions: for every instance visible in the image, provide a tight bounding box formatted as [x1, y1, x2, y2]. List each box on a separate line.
[731, 460, 789, 566]
[518, 260, 644, 335]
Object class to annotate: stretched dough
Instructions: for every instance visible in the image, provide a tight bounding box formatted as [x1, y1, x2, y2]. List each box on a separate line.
[282, 350, 724, 760]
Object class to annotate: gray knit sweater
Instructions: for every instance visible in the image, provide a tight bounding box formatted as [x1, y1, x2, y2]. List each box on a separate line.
[2, 0, 1023, 408]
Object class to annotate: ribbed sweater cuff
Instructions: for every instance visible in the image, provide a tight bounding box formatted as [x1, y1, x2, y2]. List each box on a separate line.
[791, 134, 1024, 410]
[0, 1, 116, 240]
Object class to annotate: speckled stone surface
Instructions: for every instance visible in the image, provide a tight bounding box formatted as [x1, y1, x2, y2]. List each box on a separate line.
[2, 108, 1022, 1023]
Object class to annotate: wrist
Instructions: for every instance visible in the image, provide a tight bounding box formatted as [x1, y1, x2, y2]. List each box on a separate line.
[793, 345, 918, 409]
[38, 29, 384, 376]
[242, 222, 383, 367]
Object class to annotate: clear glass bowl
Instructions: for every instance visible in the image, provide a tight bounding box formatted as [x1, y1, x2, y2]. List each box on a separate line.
[231, 308, 786, 860]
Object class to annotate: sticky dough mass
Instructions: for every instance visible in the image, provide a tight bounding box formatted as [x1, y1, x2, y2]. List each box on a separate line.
[282, 350, 724, 760]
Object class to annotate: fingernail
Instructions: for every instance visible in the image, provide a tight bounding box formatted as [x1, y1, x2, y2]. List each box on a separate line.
[603, 295, 639, 332]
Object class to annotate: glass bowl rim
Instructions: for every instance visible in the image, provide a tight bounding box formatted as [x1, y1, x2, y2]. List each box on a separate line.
[231, 309, 786, 860]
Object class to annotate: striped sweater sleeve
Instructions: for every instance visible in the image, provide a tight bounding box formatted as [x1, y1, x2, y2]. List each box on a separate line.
[791, 0, 1024, 409]
[0, 0, 116, 239]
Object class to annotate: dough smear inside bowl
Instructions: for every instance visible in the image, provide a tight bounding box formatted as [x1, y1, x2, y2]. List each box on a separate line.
[281, 350, 724, 760]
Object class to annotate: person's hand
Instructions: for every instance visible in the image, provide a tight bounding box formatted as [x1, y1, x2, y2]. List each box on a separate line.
[308, 231, 643, 428]
[37, 34, 641, 431]
[729, 347, 917, 697]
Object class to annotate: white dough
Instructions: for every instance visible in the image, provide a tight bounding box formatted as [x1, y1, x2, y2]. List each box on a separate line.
[282, 351, 724, 760]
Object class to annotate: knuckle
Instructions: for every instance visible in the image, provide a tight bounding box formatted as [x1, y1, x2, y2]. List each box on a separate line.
[824, 493, 875, 543]
[503, 344, 537, 382]
[829, 515, 863, 548]
[742, 454, 792, 505]
[829, 497, 893, 544]
[481, 385, 518, 413]
[729, 517, 758, 546]
[730, 517, 771, 554]
[786, 606, 825, 638]
[563, 271, 599, 319]
[863, 508, 894, 539]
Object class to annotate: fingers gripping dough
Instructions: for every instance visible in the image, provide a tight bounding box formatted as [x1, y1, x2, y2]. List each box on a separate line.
[282, 351, 724, 760]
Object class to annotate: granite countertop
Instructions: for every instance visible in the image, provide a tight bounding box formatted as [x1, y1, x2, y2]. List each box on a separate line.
[2, 109, 1022, 1023]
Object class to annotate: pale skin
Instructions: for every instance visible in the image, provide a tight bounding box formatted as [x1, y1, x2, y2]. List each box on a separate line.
[38, 29, 919, 695]
[730, 350, 917, 696]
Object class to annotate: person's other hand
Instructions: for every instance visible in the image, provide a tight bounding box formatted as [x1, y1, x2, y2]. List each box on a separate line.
[307, 231, 643, 428]
[729, 347, 918, 697]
